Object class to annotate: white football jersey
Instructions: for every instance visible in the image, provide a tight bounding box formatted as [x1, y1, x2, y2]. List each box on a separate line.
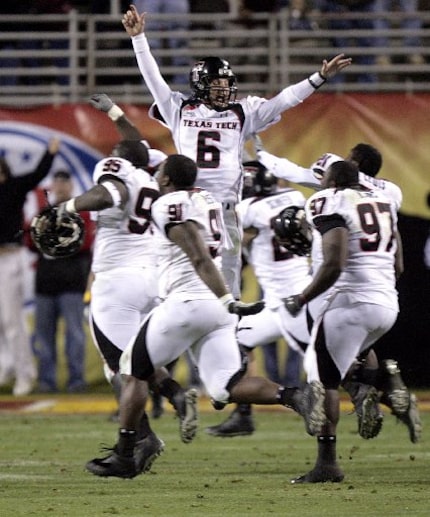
[132, 33, 319, 204]
[305, 187, 399, 309]
[237, 189, 311, 308]
[258, 150, 403, 210]
[151, 188, 225, 300]
[91, 156, 160, 273]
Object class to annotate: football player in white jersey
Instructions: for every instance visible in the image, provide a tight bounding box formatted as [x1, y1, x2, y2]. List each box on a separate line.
[283, 160, 406, 483]
[122, 4, 351, 298]
[58, 140, 192, 475]
[85, 154, 327, 479]
[257, 140, 421, 444]
[206, 163, 314, 437]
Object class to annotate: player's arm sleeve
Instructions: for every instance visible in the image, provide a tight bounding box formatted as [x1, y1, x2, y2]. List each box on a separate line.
[258, 150, 320, 187]
[131, 33, 172, 105]
[253, 75, 319, 127]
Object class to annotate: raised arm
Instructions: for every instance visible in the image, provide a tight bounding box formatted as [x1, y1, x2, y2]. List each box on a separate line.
[90, 93, 142, 140]
[122, 4, 172, 105]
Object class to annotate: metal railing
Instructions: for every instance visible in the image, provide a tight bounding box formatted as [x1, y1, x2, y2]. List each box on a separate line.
[1, 9, 430, 106]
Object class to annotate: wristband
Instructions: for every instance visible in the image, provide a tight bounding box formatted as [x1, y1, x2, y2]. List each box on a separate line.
[108, 105, 124, 121]
[219, 293, 235, 307]
[308, 72, 326, 90]
[65, 198, 77, 213]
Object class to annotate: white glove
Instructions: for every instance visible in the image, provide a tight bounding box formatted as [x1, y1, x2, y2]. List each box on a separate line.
[89, 93, 114, 112]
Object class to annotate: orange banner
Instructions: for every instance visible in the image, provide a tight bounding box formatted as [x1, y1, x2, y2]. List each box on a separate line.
[1, 93, 429, 218]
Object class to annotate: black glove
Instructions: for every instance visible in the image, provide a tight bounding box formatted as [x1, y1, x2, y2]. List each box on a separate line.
[227, 300, 265, 317]
[89, 93, 114, 112]
[283, 294, 305, 317]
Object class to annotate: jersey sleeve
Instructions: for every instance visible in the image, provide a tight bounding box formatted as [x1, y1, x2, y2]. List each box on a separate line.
[257, 150, 320, 187]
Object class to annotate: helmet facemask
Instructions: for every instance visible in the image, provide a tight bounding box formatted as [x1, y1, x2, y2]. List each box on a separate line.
[190, 57, 238, 111]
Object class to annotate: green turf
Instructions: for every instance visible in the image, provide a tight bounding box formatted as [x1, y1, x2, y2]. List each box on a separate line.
[0, 408, 427, 517]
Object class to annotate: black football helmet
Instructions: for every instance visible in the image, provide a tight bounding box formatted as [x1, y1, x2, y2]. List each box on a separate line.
[272, 206, 312, 257]
[243, 161, 277, 196]
[30, 206, 85, 258]
[189, 57, 238, 110]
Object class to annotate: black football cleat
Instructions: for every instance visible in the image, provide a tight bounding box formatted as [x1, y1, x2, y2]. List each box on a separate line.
[134, 433, 165, 474]
[205, 410, 255, 437]
[353, 384, 384, 439]
[288, 381, 326, 436]
[291, 465, 345, 484]
[85, 449, 137, 479]
[172, 388, 199, 444]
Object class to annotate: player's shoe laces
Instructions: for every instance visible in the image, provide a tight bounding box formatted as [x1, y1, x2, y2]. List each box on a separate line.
[172, 388, 199, 444]
[288, 381, 326, 436]
[85, 447, 137, 479]
[394, 393, 422, 444]
[205, 410, 255, 437]
[291, 465, 344, 484]
[352, 384, 384, 439]
[381, 359, 410, 415]
[134, 433, 165, 474]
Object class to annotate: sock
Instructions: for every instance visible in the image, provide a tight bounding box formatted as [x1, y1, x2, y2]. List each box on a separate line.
[158, 377, 182, 404]
[236, 403, 252, 416]
[316, 435, 337, 465]
[136, 412, 152, 441]
[117, 429, 137, 457]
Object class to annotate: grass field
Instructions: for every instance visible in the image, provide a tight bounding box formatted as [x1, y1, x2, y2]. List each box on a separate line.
[0, 394, 428, 517]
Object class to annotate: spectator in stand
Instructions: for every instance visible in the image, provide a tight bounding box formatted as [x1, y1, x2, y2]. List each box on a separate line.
[0, 2, 34, 86]
[133, 0, 190, 84]
[233, 0, 282, 82]
[373, 0, 424, 66]
[314, 0, 378, 83]
[27, 0, 74, 85]
[32, 170, 95, 393]
[0, 137, 60, 396]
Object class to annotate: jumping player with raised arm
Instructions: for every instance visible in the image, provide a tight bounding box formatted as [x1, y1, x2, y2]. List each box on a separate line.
[122, 4, 351, 297]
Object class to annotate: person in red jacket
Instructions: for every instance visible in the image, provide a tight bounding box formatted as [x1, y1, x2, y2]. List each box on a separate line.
[31, 170, 95, 393]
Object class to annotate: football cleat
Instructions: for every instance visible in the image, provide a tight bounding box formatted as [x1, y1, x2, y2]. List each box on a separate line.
[172, 388, 199, 444]
[205, 410, 255, 437]
[134, 433, 165, 474]
[394, 393, 422, 444]
[353, 384, 384, 439]
[291, 465, 344, 484]
[288, 381, 326, 436]
[85, 448, 137, 479]
[380, 359, 410, 415]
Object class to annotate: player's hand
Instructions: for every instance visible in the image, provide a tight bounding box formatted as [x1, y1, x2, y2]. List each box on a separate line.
[89, 93, 114, 113]
[122, 5, 146, 37]
[320, 53, 352, 79]
[283, 294, 305, 317]
[56, 199, 77, 224]
[227, 300, 265, 316]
